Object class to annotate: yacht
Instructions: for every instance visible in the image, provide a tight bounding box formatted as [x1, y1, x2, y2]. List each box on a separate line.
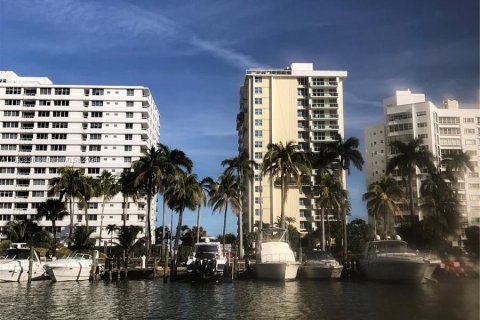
[186, 240, 227, 280]
[0, 243, 46, 282]
[255, 228, 300, 281]
[45, 251, 96, 282]
[360, 236, 440, 283]
[300, 250, 343, 280]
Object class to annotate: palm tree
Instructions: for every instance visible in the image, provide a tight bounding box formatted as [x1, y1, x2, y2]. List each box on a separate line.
[333, 134, 364, 175]
[194, 177, 214, 244]
[363, 176, 403, 236]
[157, 144, 193, 260]
[77, 175, 98, 228]
[442, 150, 474, 183]
[106, 224, 118, 253]
[116, 225, 145, 257]
[70, 226, 96, 251]
[386, 138, 434, 225]
[313, 172, 346, 250]
[3, 220, 42, 244]
[262, 141, 310, 229]
[97, 170, 119, 249]
[221, 151, 255, 257]
[119, 170, 140, 229]
[36, 199, 68, 257]
[165, 172, 203, 277]
[208, 172, 240, 252]
[48, 167, 84, 239]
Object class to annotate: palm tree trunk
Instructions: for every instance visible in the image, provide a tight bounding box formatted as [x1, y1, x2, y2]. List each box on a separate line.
[196, 205, 201, 244]
[223, 204, 228, 253]
[407, 172, 415, 225]
[238, 177, 244, 259]
[69, 197, 74, 240]
[162, 196, 167, 261]
[84, 208, 89, 228]
[384, 205, 388, 236]
[343, 207, 348, 259]
[321, 207, 325, 251]
[172, 209, 184, 279]
[122, 195, 127, 228]
[146, 181, 153, 255]
[280, 174, 286, 229]
[52, 220, 57, 257]
[99, 197, 106, 249]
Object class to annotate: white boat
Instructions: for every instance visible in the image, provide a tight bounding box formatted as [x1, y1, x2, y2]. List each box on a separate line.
[300, 250, 343, 279]
[360, 237, 440, 283]
[186, 241, 227, 280]
[0, 243, 46, 282]
[45, 252, 95, 282]
[255, 228, 300, 281]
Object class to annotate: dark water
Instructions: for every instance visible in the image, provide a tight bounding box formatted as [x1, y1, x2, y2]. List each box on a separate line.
[0, 279, 478, 320]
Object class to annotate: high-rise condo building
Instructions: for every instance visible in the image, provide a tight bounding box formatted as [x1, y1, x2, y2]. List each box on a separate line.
[0, 71, 160, 245]
[237, 63, 347, 234]
[365, 90, 480, 236]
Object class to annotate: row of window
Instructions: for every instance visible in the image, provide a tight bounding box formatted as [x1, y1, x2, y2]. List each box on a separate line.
[3, 99, 139, 107]
[4, 88, 135, 96]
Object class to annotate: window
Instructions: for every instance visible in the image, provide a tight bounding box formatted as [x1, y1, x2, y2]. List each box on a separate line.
[89, 145, 101, 151]
[91, 112, 103, 118]
[5, 87, 21, 94]
[39, 100, 50, 106]
[418, 134, 428, 139]
[463, 118, 474, 123]
[465, 139, 476, 145]
[417, 122, 427, 128]
[90, 123, 102, 129]
[53, 100, 69, 106]
[126, 112, 133, 118]
[92, 88, 104, 96]
[439, 117, 460, 124]
[297, 99, 306, 107]
[126, 101, 134, 107]
[254, 98, 262, 104]
[37, 133, 48, 139]
[255, 87, 262, 94]
[439, 127, 460, 135]
[87, 168, 100, 175]
[87, 202, 99, 209]
[254, 108, 262, 115]
[297, 78, 307, 85]
[298, 132, 307, 139]
[0, 168, 15, 173]
[39, 88, 51, 95]
[89, 156, 100, 163]
[464, 128, 476, 134]
[297, 88, 306, 96]
[127, 89, 134, 96]
[416, 111, 427, 117]
[51, 145, 66, 151]
[37, 122, 49, 128]
[36, 145, 47, 151]
[52, 111, 69, 117]
[254, 141, 263, 148]
[38, 111, 50, 117]
[254, 77, 262, 83]
[52, 122, 68, 129]
[440, 138, 461, 146]
[1, 145, 16, 150]
[54, 88, 70, 95]
[2, 133, 17, 139]
[5, 100, 20, 105]
[32, 191, 44, 197]
[255, 119, 262, 126]
[90, 134, 101, 140]
[389, 123, 413, 132]
[126, 123, 133, 129]
[91, 101, 103, 107]
[254, 152, 262, 159]
[124, 145, 132, 151]
[124, 157, 132, 163]
[0, 179, 14, 185]
[0, 191, 13, 197]
[3, 122, 18, 128]
[469, 184, 480, 189]
[254, 130, 262, 137]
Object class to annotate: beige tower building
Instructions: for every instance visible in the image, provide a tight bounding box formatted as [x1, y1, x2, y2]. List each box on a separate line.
[237, 63, 347, 234]
[365, 90, 480, 236]
[0, 71, 160, 245]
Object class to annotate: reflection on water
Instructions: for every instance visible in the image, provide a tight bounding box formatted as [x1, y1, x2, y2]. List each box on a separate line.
[0, 279, 478, 320]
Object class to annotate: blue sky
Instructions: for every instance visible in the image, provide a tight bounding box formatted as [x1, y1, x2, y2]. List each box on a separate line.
[0, 0, 478, 236]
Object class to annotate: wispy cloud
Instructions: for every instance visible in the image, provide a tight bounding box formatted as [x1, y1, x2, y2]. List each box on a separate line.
[21, 0, 261, 69]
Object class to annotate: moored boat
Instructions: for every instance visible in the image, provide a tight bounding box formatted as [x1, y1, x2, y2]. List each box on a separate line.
[359, 237, 440, 283]
[255, 228, 300, 281]
[300, 250, 343, 280]
[186, 241, 227, 280]
[0, 243, 46, 282]
[45, 251, 96, 282]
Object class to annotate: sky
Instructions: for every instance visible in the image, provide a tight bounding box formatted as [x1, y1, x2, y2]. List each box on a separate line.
[0, 0, 478, 237]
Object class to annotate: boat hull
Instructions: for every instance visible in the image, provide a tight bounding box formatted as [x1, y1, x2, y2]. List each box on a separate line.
[46, 262, 92, 282]
[255, 262, 299, 281]
[361, 260, 428, 283]
[302, 265, 343, 279]
[0, 262, 45, 282]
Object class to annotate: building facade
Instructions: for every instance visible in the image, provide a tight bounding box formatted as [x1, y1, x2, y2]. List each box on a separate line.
[0, 71, 160, 245]
[365, 90, 480, 232]
[237, 63, 347, 234]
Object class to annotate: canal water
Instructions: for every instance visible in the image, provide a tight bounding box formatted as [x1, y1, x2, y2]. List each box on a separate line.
[0, 279, 478, 320]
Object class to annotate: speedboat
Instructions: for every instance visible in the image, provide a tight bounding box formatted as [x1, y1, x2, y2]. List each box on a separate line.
[359, 236, 440, 283]
[0, 243, 46, 282]
[45, 251, 96, 282]
[186, 241, 227, 280]
[255, 228, 300, 281]
[300, 250, 343, 280]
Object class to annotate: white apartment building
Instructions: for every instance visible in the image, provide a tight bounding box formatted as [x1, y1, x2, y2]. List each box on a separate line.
[0, 71, 160, 245]
[238, 63, 347, 234]
[365, 90, 480, 230]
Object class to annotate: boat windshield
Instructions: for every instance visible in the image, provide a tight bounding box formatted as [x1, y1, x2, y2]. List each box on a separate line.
[0, 249, 30, 260]
[73, 253, 92, 260]
[369, 241, 409, 254]
[305, 251, 335, 260]
[195, 244, 219, 253]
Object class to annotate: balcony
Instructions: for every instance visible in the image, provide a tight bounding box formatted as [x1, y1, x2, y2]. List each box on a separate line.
[23, 101, 36, 107]
[24, 88, 37, 96]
